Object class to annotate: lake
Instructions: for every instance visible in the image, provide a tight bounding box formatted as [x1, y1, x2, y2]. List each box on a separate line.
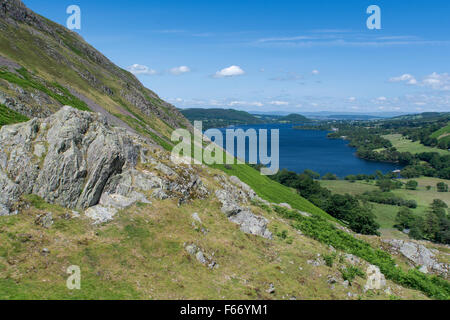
[211, 123, 402, 177]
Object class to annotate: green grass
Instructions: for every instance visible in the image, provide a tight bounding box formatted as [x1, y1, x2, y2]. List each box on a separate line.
[215, 163, 334, 220]
[0, 104, 29, 127]
[430, 123, 450, 140]
[383, 134, 449, 156]
[0, 68, 90, 112]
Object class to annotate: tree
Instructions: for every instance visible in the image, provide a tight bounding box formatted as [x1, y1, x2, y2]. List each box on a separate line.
[437, 182, 448, 192]
[431, 199, 448, 210]
[395, 207, 416, 231]
[377, 179, 393, 192]
[303, 169, 320, 180]
[423, 211, 441, 241]
[405, 180, 418, 190]
[322, 173, 337, 180]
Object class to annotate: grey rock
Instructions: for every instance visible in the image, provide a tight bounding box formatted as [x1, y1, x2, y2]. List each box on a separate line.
[307, 256, 325, 266]
[344, 254, 360, 266]
[0, 170, 21, 215]
[35, 212, 53, 228]
[214, 184, 272, 239]
[192, 212, 202, 224]
[195, 251, 207, 265]
[383, 239, 449, 276]
[99, 193, 136, 209]
[185, 244, 197, 255]
[229, 176, 257, 199]
[229, 210, 272, 239]
[278, 203, 292, 210]
[266, 284, 275, 294]
[297, 210, 311, 217]
[327, 276, 338, 284]
[152, 188, 169, 200]
[85, 205, 117, 224]
[185, 244, 216, 268]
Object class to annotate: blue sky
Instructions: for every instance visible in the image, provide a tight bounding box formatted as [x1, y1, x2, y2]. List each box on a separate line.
[24, 0, 450, 113]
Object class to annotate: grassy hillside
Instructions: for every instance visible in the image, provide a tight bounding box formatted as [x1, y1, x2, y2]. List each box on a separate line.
[0, 103, 28, 126]
[0, 184, 436, 300]
[430, 123, 450, 139]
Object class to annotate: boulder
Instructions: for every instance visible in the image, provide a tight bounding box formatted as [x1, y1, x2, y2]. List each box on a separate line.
[383, 239, 449, 276]
[85, 205, 117, 224]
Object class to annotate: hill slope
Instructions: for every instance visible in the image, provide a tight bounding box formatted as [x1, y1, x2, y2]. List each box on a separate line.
[0, 0, 189, 148]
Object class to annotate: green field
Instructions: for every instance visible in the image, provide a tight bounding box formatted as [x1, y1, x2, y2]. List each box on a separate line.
[382, 134, 449, 156]
[320, 177, 450, 233]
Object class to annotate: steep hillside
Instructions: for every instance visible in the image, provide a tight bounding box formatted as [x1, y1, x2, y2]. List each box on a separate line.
[1, 107, 448, 300]
[0, 0, 190, 148]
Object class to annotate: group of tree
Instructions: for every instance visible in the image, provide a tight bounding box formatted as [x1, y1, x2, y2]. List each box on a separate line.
[395, 199, 449, 244]
[360, 190, 417, 208]
[268, 168, 380, 235]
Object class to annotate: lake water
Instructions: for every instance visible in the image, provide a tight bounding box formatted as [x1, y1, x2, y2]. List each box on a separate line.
[211, 123, 402, 177]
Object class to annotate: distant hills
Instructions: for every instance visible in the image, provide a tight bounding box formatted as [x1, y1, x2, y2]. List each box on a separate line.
[180, 108, 312, 129]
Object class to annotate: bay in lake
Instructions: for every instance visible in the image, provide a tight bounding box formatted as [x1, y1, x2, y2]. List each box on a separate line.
[211, 123, 402, 177]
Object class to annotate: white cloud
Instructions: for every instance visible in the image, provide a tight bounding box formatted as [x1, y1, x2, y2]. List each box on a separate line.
[422, 72, 450, 91]
[311, 69, 320, 75]
[389, 72, 450, 91]
[348, 97, 356, 102]
[269, 101, 289, 106]
[170, 66, 191, 75]
[214, 65, 245, 78]
[228, 101, 264, 107]
[127, 64, 157, 75]
[377, 96, 387, 101]
[389, 74, 417, 85]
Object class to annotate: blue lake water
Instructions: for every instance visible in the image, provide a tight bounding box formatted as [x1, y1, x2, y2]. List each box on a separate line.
[211, 123, 403, 177]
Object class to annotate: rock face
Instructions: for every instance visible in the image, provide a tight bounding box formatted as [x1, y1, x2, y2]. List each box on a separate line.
[215, 175, 272, 239]
[0, 106, 207, 222]
[0, 106, 140, 213]
[383, 239, 449, 276]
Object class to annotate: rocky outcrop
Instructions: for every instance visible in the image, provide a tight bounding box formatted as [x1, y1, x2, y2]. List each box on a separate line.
[0, 106, 274, 241]
[215, 175, 272, 239]
[383, 239, 449, 276]
[0, 106, 205, 222]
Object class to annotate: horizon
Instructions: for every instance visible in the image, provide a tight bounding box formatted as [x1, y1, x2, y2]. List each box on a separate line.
[23, 0, 450, 114]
